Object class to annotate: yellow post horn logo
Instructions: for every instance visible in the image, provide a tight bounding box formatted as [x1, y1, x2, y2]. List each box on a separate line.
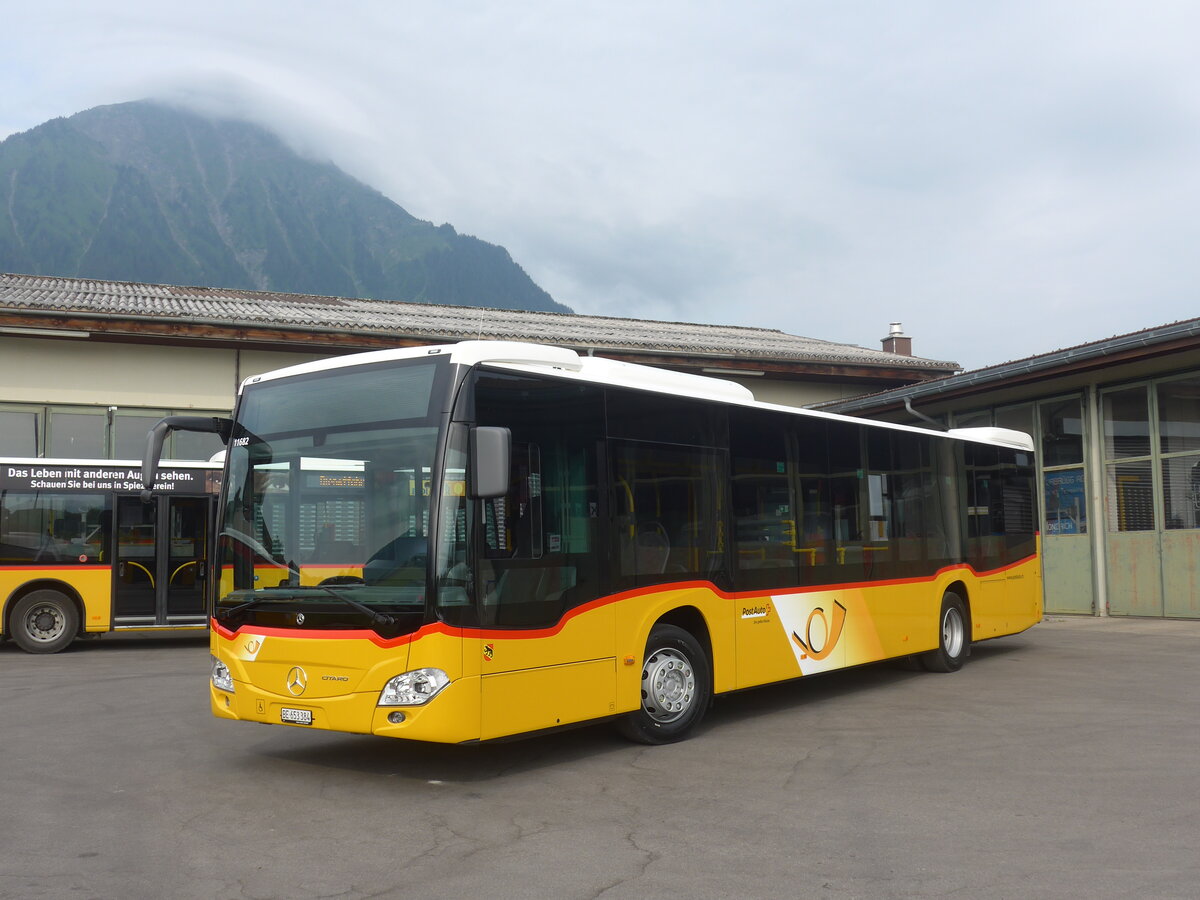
[791, 600, 848, 661]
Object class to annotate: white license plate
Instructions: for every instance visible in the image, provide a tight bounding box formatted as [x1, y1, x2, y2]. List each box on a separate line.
[280, 707, 313, 726]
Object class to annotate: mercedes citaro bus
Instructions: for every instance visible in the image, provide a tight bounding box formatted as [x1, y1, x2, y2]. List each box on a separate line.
[142, 341, 1041, 744]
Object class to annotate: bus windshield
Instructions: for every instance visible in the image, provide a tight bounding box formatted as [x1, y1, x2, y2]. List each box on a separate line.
[214, 357, 448, 635]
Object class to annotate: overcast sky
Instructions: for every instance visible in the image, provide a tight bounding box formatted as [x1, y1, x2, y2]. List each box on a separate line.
[4, 1, 1199, 370]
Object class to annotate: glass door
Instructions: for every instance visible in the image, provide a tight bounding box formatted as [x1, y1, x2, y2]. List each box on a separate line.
[164, 496, 210, 622]
[113, 495, 211, 624]
[114, 496, 158, 622]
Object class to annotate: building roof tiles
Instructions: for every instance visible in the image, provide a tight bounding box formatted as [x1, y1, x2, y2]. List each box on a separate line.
[0, 272, 959, 371]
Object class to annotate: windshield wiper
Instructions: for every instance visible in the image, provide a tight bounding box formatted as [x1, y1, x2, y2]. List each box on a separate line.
[219, 594, 287, 621]
[218, 585, 394, 627]
[304, 584, 395, 627]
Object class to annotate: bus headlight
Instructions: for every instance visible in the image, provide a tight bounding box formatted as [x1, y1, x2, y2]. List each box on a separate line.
[378, 668, 449, 706]
[211, 655, 235, 693]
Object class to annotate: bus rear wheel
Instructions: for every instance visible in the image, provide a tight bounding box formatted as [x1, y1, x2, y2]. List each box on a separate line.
[618, 624, 711, 744]
[921, 591, 969, 673]
[10, 590, 79, 654]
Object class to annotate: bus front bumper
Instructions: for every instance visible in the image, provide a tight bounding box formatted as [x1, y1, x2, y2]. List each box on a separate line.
[210, 675, 481, 743]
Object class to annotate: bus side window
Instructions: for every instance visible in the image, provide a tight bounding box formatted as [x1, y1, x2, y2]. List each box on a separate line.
[610, 440, 726, 589]
[471, 370, 603, 627]
[730, 408, 799, 591]
[966, 444, 1003, 571]
[483, 442, 542, 560]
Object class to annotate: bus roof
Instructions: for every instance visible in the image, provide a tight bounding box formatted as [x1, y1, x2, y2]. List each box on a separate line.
[240, 341, 1034, 453]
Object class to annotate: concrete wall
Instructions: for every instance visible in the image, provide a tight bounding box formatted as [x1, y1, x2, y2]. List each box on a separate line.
[0, 337, 330, 410]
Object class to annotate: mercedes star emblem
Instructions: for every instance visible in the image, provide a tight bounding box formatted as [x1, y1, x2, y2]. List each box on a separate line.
[286, 666, 308, 696]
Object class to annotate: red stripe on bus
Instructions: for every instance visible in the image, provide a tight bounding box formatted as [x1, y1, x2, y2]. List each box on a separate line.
[211, 618, 458, 648]
[0, 565, 109, 572]
[210, 553, 1038, 646]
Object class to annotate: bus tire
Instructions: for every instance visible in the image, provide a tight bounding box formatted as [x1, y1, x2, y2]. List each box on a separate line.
[10, 590, 80, 654]
[618, 624, 711, 744]
[921, 591, 969, 673]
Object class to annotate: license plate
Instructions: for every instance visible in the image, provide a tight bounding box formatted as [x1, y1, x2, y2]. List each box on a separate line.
[280, 707, 313, 726]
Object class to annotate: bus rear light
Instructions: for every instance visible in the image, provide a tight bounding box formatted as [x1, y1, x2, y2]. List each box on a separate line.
[211, 656, 235, 693]
[378, 668, 449, 706]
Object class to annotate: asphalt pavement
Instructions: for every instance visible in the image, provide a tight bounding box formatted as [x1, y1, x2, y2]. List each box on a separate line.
[1, 615, 1197, 899]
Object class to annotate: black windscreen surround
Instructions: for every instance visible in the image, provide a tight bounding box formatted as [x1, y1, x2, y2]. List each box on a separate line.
[240, 361, 440, 438]
[212, 355, 455, 635]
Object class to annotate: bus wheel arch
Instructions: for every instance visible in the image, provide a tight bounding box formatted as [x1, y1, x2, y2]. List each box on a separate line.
[921, 587, 970, 673]
[5, 584, 84, 654]
[619, 609, 713, 744]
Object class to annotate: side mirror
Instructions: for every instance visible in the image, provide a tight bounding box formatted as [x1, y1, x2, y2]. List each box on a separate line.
[470, 426, 511, 499]
[141, 415, 233, 501]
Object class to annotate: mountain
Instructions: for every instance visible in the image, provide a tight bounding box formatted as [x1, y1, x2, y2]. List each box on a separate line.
[0, 101, 571, 313]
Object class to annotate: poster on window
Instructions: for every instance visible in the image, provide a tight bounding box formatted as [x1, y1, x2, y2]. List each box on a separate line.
[1044, 469, 1086, 535]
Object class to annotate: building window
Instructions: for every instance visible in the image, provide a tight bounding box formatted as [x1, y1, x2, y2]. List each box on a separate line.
[1158, 376, 1200, 531]
[1103, 387, 1155, 532]
[954, 408, 992, 428]
[1157, 376, 1200, 455]
[0, 409, 41, 456]
[170, 427, 226, 462]
[0, 403, 229, 460]
[1106, 460, 1155, 531]
[995, 404, 1034, 438]
[1161, 456, 1200, 530]
[113, 411, 169, 459]
[1040, 398, 1084, 467]
[1039, 397, 1087, 535]
[1104, 388, 1152, 459]
[48, 410, 107, 458]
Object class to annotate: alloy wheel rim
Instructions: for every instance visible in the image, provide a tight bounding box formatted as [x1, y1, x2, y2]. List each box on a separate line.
[641, 647, 696, 724]
[942, 607, 964, 658]
[27, 604, 65, 643]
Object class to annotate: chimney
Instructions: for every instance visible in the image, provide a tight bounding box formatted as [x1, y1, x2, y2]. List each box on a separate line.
[882, 322, 912, 357]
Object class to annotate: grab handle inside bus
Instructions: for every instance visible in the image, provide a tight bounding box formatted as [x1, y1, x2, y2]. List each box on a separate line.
[470, 426, 511, 499]
[141, 415, 233, 501]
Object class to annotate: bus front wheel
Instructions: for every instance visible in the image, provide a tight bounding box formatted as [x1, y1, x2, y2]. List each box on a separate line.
[921, 591, 969, 673]
[619, 624, 712, 744]
[10, 590, 80, 654]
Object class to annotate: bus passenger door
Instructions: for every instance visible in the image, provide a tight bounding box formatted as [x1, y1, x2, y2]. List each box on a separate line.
[164, 496, 210, 622]
[114, 497, 157, 622]
[113, 495, 211, 626]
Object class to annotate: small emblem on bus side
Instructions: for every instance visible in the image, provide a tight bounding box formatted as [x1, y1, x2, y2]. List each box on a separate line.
[295, 612, 305, 625]
[483, 643, 494, 661]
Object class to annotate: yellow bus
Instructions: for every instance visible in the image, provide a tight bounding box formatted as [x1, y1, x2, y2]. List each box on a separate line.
[1, 458, 220, 653]
[144, 341, 1041, 744]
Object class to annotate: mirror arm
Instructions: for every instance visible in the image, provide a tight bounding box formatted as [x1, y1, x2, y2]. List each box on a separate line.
[141, 415, 233, 500]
